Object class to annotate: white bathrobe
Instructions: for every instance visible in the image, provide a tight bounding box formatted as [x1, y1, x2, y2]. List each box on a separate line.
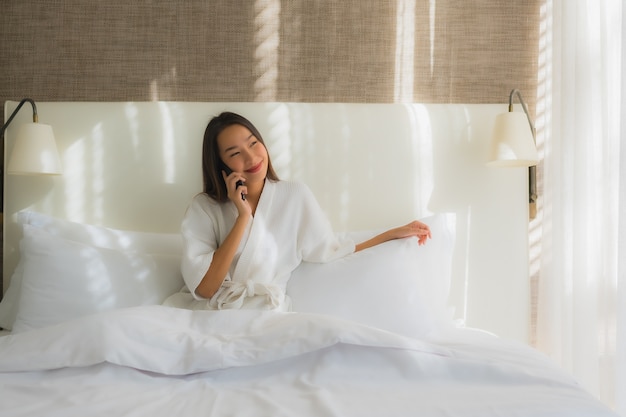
[170, 180, 355, 311]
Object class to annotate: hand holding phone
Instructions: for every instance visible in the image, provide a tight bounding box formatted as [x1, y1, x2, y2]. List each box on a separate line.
[222, 164, 246, 201]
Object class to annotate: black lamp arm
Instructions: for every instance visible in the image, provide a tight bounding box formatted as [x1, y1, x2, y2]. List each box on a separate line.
[508, 89, 538, 217]
[0, 98, 38, 138]
[508, 89, 536, 138]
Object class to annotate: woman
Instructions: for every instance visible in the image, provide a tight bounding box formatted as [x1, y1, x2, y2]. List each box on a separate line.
[178, 112, 431, 311]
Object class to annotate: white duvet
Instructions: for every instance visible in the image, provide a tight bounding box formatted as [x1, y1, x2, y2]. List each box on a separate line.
[0, 305, 617, 417]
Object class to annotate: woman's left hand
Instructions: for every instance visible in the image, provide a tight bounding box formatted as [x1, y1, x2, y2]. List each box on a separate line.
[391, 221, 432, 245]
[355, 220, 432, 252]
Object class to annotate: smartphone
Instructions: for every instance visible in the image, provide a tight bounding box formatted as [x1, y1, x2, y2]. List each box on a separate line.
[221, 163, 246, 200]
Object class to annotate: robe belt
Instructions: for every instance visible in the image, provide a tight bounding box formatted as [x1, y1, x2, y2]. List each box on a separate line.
[209, 280, 284, 310]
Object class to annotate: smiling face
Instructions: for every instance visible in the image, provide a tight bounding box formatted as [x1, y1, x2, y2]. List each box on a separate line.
[201, 112, 279, 202]
[217, 124, 269, 186]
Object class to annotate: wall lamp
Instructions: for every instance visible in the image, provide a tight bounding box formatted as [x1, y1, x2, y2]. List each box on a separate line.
[1, 98, 62, 175]
[487, 89, 539, 219]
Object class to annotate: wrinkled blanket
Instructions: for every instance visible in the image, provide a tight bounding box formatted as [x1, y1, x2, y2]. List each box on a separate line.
[0, 305, 446, 374]
[0, 306, 618, 417]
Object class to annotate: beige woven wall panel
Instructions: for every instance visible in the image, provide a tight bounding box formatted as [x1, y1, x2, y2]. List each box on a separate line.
[1, 0, 540, 106]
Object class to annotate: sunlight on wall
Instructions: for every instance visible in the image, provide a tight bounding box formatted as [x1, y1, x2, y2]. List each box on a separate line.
[461, 205, 472, 321]
[254, 0, 281, 101]
[337, 110, 353, 229]
[394, 0, 416, 102]
[91, 124, 105, 223]
[263, 103, 293, 179]
[158, 101, 177, 184]
[125, 103, 141, 151]
[63, 123, 105, 224]
[406, 104, 434, 213]
[149, 67, 178, 101]
[530, 0, 551, 346]
[273, 103, 317, 183]
[63, 138, 86, 222]
[429, 0, 437, 76]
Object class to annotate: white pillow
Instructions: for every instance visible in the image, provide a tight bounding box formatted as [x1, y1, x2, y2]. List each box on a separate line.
[12, 225, 184, 333]
[16, 211, 182, 253]
[287, 213, 455, 339]
[0, 211, 182, 330]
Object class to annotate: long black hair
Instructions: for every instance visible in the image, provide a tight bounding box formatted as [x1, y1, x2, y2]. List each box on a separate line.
[202, 112, 279, 201]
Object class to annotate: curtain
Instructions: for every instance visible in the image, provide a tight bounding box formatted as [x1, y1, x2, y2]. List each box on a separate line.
[536, 0, 624, 413]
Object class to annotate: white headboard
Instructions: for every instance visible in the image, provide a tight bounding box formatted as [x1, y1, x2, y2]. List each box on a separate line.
[3, 101, 530, 342]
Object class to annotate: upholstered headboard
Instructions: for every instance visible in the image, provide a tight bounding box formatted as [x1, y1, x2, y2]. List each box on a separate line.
[3, 101, 530, 342]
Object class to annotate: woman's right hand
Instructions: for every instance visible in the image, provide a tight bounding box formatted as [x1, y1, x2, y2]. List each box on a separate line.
[222, 170, 251, 216]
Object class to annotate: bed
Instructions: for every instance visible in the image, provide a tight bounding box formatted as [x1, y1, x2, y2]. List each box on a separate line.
[0, 101, 617, 417]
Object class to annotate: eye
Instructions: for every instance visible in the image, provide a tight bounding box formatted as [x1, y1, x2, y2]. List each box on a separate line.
[250, 140, 258, 147]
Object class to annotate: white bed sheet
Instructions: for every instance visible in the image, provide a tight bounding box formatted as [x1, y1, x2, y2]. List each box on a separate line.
[0, 306, 617, 417]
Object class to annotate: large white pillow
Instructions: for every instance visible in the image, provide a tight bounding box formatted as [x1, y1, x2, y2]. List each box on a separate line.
[12, 224, 184, 333]
[0, 211, 182, 331]
[287, 213, 455, 339]
[15, 211, 182, 253]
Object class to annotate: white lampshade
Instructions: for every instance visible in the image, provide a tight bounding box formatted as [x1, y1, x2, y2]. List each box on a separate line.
[7, 122, 62, 175]
[487, 112, 539, 167]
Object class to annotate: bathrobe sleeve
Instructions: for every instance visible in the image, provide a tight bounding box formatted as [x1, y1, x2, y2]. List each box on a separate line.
[180, 193, 238, 300]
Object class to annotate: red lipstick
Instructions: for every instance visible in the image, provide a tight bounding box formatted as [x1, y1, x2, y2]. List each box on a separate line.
[245, 162, 263, 174]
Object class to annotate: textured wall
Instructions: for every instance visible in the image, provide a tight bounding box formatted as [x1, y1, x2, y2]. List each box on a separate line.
[0, 0, 540, 106]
